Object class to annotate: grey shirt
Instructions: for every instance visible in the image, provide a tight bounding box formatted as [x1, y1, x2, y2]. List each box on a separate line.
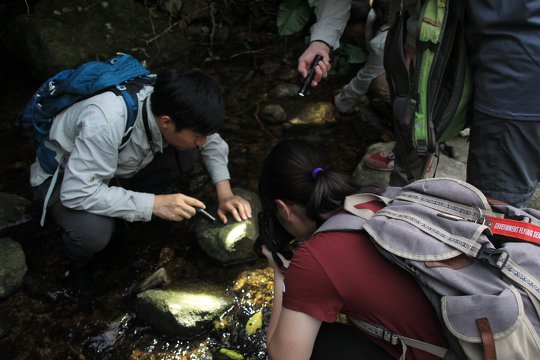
[30, 86, 230, 222]
[310, 0, 351, 50]
[335, 24, 388, 112]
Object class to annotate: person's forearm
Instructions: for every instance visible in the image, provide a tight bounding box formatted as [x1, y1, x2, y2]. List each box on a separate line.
[267, 271, 285, 343]
[215, 179, 234, 203]
[201, 133, 230, 184]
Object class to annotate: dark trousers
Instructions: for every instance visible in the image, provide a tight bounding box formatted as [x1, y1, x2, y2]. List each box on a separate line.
[311, 323, 392, 360]
[33, 147, 198, 266]
[467, 110, 540, 207]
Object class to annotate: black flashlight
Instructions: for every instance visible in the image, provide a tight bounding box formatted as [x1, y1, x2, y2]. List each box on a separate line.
[298, 54, 324, 97]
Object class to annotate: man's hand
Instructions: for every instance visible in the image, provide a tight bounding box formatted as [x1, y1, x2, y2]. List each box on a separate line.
[215, 180, 252, 224]
[217, 194, 252, 224]
[297, 41, 332, 87]
[152, 193, 205, 221]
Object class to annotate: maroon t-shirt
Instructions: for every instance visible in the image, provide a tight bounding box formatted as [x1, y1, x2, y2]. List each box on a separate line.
[283, 228, 448, 360]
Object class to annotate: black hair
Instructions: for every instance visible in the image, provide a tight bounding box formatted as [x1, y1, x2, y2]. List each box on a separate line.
[150, 69, 224, 134]
[259, 140, 358, 225]
[347, 0, 390, 31]
[348, 0, 371, 25]
[371, 0, 390, 32]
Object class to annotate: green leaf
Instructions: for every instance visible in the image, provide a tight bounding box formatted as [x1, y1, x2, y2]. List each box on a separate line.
[219, 348, 244, 360]
[339, 43, 367, 64]
[307, 0, 318, 10]
[277, 0, 312, 36]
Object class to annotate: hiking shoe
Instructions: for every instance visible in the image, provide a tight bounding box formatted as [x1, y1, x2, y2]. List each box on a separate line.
[55, 262, 102, 297]
[363, 151, 395, 171]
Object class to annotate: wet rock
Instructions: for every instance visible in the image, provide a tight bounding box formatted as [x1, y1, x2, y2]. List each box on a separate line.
[3, 0, 190, 81]
[0, 237, 27, 299]
[259, 104, 287, 124]
[159, 0, 183, 16]
[194, 188, 261, 265]
[268, 83, 299, 98]
[82, 313, 134, 354]
[134, 267, 171, 294]
[288, 101, 336, 126]
[0, 316, 10, 338]
[133, 279, 234, 338]
[259, 61, 280, 76]
[0, 192, 33, 231]
[276, 68, 298, 81]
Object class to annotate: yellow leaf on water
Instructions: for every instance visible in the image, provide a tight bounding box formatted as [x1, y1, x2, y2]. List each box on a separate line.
[245, 310, 263, 335]
[219, 348, 244, 360]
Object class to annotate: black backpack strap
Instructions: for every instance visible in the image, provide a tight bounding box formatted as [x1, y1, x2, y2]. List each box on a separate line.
[141, 98, 156, 156]
[384, 5, 421, 182]
[384, 8, 410, 100]
[111, 76, 156, 147]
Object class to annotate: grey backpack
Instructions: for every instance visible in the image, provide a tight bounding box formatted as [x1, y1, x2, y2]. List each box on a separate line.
[317, 178, 540, 360]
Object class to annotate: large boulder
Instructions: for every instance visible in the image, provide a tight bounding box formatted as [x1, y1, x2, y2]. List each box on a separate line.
[0, 237, 28, 299]
[194, 188, 261, 265]
[133, 279, 234, 338]
[0, 192, 33, 231]
[2, 0, 196, 81]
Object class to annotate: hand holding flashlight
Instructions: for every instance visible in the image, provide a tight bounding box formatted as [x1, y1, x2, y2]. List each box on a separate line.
[298, 54, 324, 97]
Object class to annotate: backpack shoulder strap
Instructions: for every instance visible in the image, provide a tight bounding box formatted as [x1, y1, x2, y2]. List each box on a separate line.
[314, 194, 391, 234]
[111, 75, 156, 147]
[349, 318, 447, 358]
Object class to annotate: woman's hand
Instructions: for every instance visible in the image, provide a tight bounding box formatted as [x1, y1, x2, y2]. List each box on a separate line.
[261, 245, 291, 276]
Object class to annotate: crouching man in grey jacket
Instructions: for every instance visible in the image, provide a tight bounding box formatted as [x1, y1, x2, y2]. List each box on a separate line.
[30, 68, 252, 279]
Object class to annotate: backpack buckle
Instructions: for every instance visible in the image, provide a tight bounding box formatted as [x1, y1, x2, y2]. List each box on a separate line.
[475, 217, 490, 226]
[477, 244, 509, 270]
[382, 329, 400, 345]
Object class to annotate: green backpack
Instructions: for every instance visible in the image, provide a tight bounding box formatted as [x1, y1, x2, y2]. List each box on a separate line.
[384, 0, 472, 180]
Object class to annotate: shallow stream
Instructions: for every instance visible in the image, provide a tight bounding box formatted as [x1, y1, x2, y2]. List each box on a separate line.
[0, 31, 384, 359]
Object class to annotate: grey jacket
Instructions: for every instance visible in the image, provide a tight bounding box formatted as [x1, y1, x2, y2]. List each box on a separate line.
[30, 86, 230, 222]
[309, 0, 351, 50]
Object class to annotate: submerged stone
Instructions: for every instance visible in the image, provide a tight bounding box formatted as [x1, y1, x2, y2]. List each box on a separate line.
[133, 280, 234, 338]
[194, 188, 261, 265]
[0, 237, 27, 299]
[0, 192, 33, 231]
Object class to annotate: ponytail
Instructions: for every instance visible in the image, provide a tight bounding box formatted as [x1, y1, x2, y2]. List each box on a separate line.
[259, 140, 358, 225]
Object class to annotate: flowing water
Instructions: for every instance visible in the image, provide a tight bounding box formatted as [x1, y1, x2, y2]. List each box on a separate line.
[0, 31, 385, 359]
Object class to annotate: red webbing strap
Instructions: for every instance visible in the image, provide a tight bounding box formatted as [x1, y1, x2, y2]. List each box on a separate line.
[484, 216, 540, 245]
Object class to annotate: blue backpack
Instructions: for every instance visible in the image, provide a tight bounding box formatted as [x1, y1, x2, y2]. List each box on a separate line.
[20, 53, 155, 174]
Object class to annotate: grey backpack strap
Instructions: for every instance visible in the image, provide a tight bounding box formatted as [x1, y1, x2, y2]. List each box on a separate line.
[348, 318, 448, 359]
[368, 207, 540, 304]
[315, 193, 390, 234]
[396, 190, 503, 220]
[39, 152, 66, 227]
[315, 213, 367, 234]
[344, 193, 392, 219]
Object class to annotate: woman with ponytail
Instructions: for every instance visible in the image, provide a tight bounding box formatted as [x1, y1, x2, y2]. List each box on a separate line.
[259, 140, 447, 360]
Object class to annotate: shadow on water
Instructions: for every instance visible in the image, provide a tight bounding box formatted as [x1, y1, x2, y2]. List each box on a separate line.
[0, 31, 387, 358]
